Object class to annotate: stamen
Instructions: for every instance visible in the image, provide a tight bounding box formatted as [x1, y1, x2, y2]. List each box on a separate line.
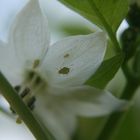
[16, 117, 22, 124]
[14, 85, 21, 92]
[20, 87, 36, 111]
[11, 70, 46, 115]
[10, 86, 36, 115]
[27, 96, 36, 110]
[20, 87, 30, 98]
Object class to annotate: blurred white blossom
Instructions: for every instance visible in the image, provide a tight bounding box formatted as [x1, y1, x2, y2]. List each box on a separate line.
[0, 0, 126, 140]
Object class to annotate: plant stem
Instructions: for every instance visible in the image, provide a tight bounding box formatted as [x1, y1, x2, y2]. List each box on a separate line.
[0, 72, 54, 140]
[121, 81, 139, 100]
[96, 80, 138, 140]
[88, 0, 121, 53]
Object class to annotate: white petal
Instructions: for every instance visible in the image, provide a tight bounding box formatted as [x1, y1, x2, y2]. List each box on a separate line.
[0, 40, 22, 85]
[9, 0, 50, 68]
[48, 85, 127, 117]
[34, 95, 76, 140]
[41, 32, 107, 86]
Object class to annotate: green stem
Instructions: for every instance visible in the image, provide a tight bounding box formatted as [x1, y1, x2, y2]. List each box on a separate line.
[88, 0, 121, 53]
[96, 79, 138, 140]
[0, 72, 54, 140]
[121, 80, 139, 100]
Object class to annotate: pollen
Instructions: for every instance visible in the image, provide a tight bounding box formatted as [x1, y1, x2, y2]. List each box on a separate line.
[59, 67, 70, 74]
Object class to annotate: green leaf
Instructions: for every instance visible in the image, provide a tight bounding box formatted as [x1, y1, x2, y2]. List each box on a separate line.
[86, 54, 124, 88]
[73, 117, 106, 140]
[58, 0, 128, 32]
[59, 23, 92, 35]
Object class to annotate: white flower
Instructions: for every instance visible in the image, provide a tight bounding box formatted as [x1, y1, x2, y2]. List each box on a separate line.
[0, 0, 126, 140]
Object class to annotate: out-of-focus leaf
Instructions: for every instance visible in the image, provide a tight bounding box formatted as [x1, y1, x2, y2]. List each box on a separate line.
[59, 24, 92, 35]
[86, 54, 124, 88]
[58, 0, 128, 32]
[73, 117, 106, 140]
[112, 104, 140, 140]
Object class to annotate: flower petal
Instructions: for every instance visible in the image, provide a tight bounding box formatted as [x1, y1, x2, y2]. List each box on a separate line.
[41, 32, 107, 86]
[48, 85, 127, 117]
[0, 40, 22, 85]
[34, 95, 76, 140]
[9, 0, 50, 68]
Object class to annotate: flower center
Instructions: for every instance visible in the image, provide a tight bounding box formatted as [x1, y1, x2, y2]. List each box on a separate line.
[10, 70, 47, 114]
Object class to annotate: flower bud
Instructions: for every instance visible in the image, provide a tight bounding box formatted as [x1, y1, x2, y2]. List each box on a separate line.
[121, 27, 138, 60]
[129, 0, 140, 6]
[127, 3, 140, 28]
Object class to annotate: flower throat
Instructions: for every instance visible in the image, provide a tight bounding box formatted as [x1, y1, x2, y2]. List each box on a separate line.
[10, 70, 47, 114]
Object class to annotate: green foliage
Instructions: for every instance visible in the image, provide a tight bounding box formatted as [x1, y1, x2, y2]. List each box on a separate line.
[59, 24, 92, 35]
[133, 49, 140, 78]
[58, 0, 128, 32]
[112, 106, 140, 140]
[127, 3, 140, 28]
[73, 117, 106, 140]
[86, 54, 123, 88]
